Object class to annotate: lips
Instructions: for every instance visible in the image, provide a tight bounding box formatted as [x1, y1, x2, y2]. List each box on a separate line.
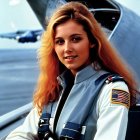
[64, 55, 78, 60]
[63, 55, 78, 62]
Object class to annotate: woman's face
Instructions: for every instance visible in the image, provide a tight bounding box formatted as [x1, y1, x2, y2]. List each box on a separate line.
[54, 20, 93, 75]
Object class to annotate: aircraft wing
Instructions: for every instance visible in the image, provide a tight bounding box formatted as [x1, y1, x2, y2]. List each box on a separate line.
[0, 31, 26, 40]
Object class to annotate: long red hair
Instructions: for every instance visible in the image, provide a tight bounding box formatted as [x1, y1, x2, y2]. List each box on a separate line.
[33, 2, 138, 114]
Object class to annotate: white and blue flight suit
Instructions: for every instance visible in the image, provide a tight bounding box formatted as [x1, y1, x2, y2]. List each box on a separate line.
[6, 65, 130, 140]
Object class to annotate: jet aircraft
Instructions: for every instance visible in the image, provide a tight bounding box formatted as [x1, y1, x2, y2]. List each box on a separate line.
[0, 29, 43, 43]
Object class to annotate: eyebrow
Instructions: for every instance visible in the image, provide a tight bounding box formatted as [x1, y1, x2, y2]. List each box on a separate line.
[70, 33, 83, 37]
[55, 33, 83, 39]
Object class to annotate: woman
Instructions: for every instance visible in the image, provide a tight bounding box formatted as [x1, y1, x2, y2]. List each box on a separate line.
[6, 2, 137, 140]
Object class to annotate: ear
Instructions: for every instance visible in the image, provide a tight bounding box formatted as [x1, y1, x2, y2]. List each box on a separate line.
[90, 44, 95, 48]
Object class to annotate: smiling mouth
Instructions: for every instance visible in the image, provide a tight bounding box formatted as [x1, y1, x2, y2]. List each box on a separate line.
[64, 55, 78, 60]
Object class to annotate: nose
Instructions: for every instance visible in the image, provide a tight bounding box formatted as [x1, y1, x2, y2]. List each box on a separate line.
[64, 41, 72, 53]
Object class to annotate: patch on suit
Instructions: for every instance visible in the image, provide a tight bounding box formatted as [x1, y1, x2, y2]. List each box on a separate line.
[111, 89, 130, 108]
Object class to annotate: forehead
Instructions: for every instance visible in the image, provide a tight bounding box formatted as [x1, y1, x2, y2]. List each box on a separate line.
[55, 20, 86, 37]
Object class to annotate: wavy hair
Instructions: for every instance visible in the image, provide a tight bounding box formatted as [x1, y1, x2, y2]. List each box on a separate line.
[33, 2, 138, 114]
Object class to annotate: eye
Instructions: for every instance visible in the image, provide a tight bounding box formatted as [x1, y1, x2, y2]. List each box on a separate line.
[55, 38, 64, 45]
[71, 36, 82, 43]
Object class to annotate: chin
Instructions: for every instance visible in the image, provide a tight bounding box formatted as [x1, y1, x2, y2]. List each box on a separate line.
[65, 65, 78, 71]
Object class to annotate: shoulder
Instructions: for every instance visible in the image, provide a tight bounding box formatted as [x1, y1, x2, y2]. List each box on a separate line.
[96, 81, 130, 113]
[23, 107, 40, 125]
[100, 80, 129, 97]
[6, 108, 40, 139]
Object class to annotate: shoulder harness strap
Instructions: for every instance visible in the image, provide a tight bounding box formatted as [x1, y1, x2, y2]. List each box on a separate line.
[105, 74, 124, 84]
[38, 104, 58, 140]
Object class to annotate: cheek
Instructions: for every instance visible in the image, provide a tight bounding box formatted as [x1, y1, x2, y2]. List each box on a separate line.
[84, 50, 90, 60]
[54, 47, 63, 59]
[80, 46, 90, 57]
[54, 47, 59, 56]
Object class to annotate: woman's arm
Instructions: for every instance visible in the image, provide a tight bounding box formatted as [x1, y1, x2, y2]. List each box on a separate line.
[94, 81, 129, 140]
[6, 108, 40, 140]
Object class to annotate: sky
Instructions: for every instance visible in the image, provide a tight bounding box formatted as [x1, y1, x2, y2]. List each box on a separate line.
[0, 0, 42, 49]
[115, 0, 140, 16]
[0, 0, 42, 33]
[0, 0, 139, 49]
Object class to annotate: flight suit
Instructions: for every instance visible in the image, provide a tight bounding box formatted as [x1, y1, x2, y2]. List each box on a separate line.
[6, 65, 130, 140]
